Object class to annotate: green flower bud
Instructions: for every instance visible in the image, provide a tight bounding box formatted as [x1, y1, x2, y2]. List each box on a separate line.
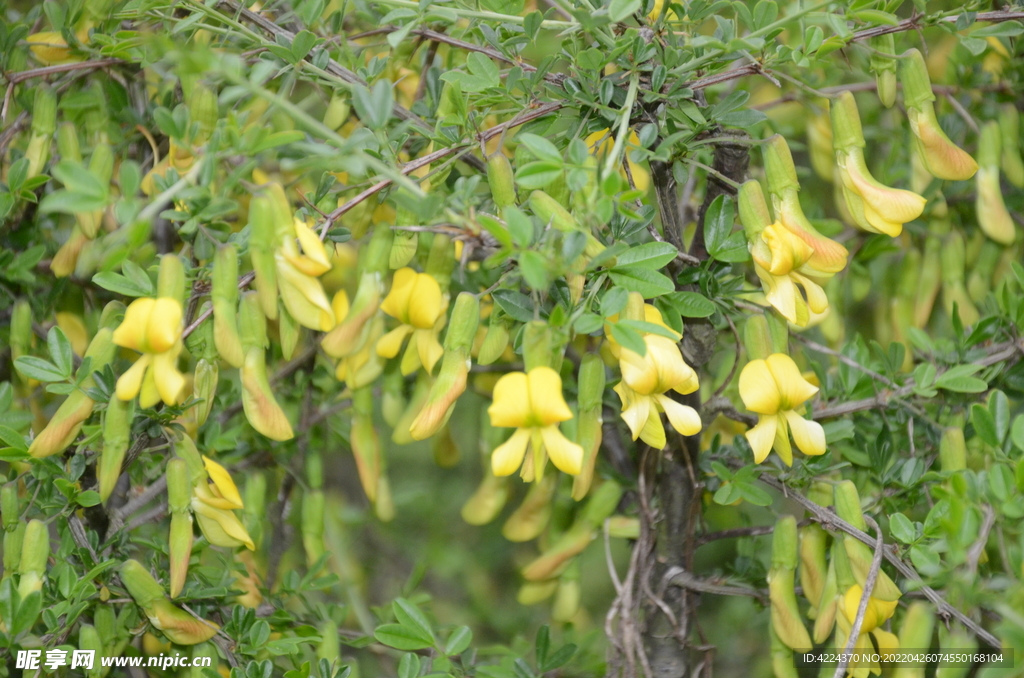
[869, 34, 897, 108]
[157, 254, 186, 306]
[78, 624, 104, 678]
[502, 473, 555, 542]
[166, 458, 193, 599]
[488, 153, 516, 208]
[389, 230, 419, 270]
[743, 315, 773, 361]
[762, 135, 801, 196]
[461, 471, 509, 525]
[738, 180, 772, 240]
[939, 426, 967, 472]
[899, 48, 936, 109]
[999, 104, 1024, 189]
[302, 489, 326, 567]
[57, 122, 82, 163]
[976, 121, 1015, 245]
[18, 519, 50, 599]
[522, 522, 593, 581]
[426, 234, 456, 293]
[193, 358, 218, 427]
[478, 314, 510, 366]
[2, 482, 20, 532]
[99, 397, 133, 504]
[522, 321, 553, 372]
[239, 292, 268, 350]
[278, 305, 301, 360]
[212, 244, 245, 368]
[31, 85, 57, 136]
[581, 480, 622, 526]
[323, 90, 350, 131]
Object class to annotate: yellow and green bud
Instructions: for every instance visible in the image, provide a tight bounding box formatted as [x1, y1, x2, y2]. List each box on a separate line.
[488, 153, 516, 208]
[302, 489, 326, 567]
[2, 482, 20, 531]
[239, 293, 294, 441]
[17, 519, 50, 599]
[502, 473, 556, 542]
[193, 357, 218, 427]
[78, 625, 104, 678]
[351, 387, 384, 508]
[478, 313, 511, 365]
[248, 192, 281, 321]
[322, 228, 392, 358]
[869, 34, 897, 108]
[167, 458, 193, 598]
[976, 120, 1016, 245]
[999, 104, 1024, 188]
[3, 522, 25, 580]
[120, 559, 218, 645]
[99, 397, 133, 504]
[25, 85, 57, 178]
[461, 469, 509, 525]
[768, 515, 812, 650]
[29, 328, 117, 458]
[891, 602, 934, 678]
[901, 49, 978, 182]
[408, 292, 480, 440]
[212, 244, 245, 368]
[941, 231, 980, 326]
[799, 524, 828, 612]
[323, 90, 351, 130]
[571, 354, 606, 500]
[939, 426, 967, 472]
[834, 481, 901, 602]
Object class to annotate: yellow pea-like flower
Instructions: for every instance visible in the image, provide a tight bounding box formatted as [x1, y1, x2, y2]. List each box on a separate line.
[738, 354, 825, 466]
[488, 367, 583, 480]
[113, 297, 186, 408]
[376, 267, 446, 375]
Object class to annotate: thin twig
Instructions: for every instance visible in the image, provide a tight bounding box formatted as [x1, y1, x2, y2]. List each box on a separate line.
[796, 335, 898, 389]
[665, 566, 769, 604]
[966, 505, 996, 576]
[5, 59, 125, 84]
[833, 515, 884, 678]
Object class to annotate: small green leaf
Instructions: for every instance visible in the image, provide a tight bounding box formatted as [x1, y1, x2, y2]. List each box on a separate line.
[888, 512, 916, 544]
[491, 289, 535, 323]
[77, 490, 102, 507]
[374, 624, 434, 651]
[444, 626, 472, 656]
[667, 291, 716, 318]
[610, 323, 647, 357]
[609, 0, 641, 22]
[14, 357, 67, 383]
[614, 242, 678, 270]
[971, 404, 999, 447]
[608, 267, 674, 297]
[47, 327, 74, 378]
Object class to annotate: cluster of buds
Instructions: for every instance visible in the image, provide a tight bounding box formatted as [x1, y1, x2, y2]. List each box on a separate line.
[119, 560, 218, 645]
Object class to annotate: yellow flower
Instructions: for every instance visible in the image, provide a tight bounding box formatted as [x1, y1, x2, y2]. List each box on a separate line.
[488, 367, 583, 480]
[191, 457, 254, 551]
[837, 149, 926, 237]
[841, 585, 899, 634]
[26, 32, 78, 66]
[113, 297, 186, 408]
[276, 217, 335, 331]
[604, 304, 679, 358]
[750, 223, 829, 327]
[773, 193, 849, 277]
[738, 354, 825, 465]
[585, 130, 649, 192]
[376, 268, 446, 375]
[613, 334, 702, 449]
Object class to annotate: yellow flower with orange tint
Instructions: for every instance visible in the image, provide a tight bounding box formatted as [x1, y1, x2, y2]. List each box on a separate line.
[113, 297, 186, 408]
[191, 456, 254, 551]
[488, 367, 583, 480]
[738, 354, 825, 466]
[377, 268, 446, 375]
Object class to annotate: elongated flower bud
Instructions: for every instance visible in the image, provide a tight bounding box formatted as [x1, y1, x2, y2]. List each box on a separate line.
[967, 240, 1001, 303]
[939, 426, 967, 472]
[522, 522, 593, 581]
[212, 245, 244, 368]
[99, 397, 133, 503]
[3, 522, 25, 581]
[901, 49, 978, 181]
[572, 354, 605, 500]
[799, 524, 828, 611]
[743, 314, 774, 361]
[891, 603, 934, 678]
[167, 458, 193, 598]
[157, 254, 186, 306]
[488, 153, 516, 208]
[26, 85, 56, 178]
[976, 121, 1015, 245]
[248, 193, 280, 320]
[461, 470, 509, 525]
[502, 473, 556, 542]
[317, 619, 341, 667]
[18, 519, 50, 599]
[869, 34, 897, 108]
[409, 293, 480, 440]
[834, 481, 901, 602]
[302, 489, 326, 566]
[914, 234, 942, 328]
[121, 560, 218, 645]
[812, 555, 838, 642]
[941, 231, 980, 326]
[350, 387, 383, 505]
[768, 516, 812, 650]
[529, 191, 605, 256]
[478, 313, 510, 365]
[832, 91, 926, 237]
[29, 328, 116, 458]
[1, 482, 19, 532]
[999, 104, 1024, 188]
[78, 624, 104, 678]
[323, 90, 350, 130]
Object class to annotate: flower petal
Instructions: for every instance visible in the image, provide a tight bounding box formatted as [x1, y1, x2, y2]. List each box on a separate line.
[791, 272, 829, 314]
[148, 299, 183, 354]
[614, 384, 650, 441]
[655, 394, 702, 436]
[843, 151, 926, 225]
[527, 366, 573, 425]
[203, 456, 244, 509]
[756, 265, 799, 325]
[113, 298, 156, 352]
[638, 408, 666, 449]
[773, 414, 794, 466]
[415, 328, 444, 374]
[738, 359, 782, 415]
[152, 347, 185, 406]
[761, 223, 814, 276]
[380, 267, 417, 323]
[540, 425, 583, 475]
[785, 410, 826, 457]
[766, 354, 819, 409]
[376, 325, 413, 359]
[408, 274, 444, 330]
[619, 347, 659, 396]
[488, 372, 532, 428]
[745, 415, 778, 463]
[491, 427, 531, 476]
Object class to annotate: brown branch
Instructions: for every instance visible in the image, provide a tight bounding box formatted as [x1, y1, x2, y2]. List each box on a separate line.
[318, 101, 563, 237]
[851, 10, 1024, 41]
[758, 474, 1002, 649]
[664, 566, 769, 604]
[5, 59, 125, 84]
[833, 515, 884, 678]
[181, 272, 255, 339]
[696, 519, 810, 546]
[966, 504, 996, 576]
